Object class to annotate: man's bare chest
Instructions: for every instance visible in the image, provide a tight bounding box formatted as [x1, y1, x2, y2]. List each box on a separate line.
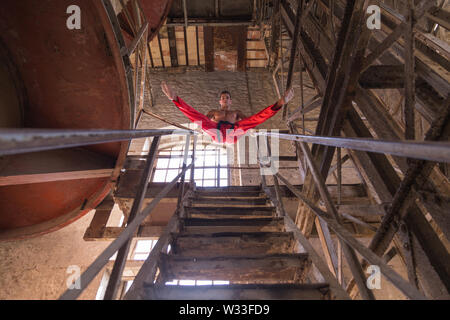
[211, 110, 238, 121]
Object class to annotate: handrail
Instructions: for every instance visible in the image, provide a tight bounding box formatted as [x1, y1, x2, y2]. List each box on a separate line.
[59, 160, 194, 300]
[0, 128, 197, 156]
[257, 136, 428, 300]
[275, 172, 427, 300]
[103, 136, 161, 300]
[255, 131, 450, 163]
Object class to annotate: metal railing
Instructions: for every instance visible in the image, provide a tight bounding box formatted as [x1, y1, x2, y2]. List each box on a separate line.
[57, 131, 194, 300]
[255, 134, 431, 300]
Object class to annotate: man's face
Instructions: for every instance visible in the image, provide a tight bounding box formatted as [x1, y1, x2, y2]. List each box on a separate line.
[219, 93, 232, 110]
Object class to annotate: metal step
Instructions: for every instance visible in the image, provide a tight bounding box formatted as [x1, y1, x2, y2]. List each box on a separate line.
[159, 253, 311, 283]
[190, 196, 269, 206]
[180, 217, 285, 233]
[143, 283, 331, 300]
[185, 206, 276, 217]
[171, 232, 295, 256]
[193, 190, 263, 197]
[195, 186, 262, 193]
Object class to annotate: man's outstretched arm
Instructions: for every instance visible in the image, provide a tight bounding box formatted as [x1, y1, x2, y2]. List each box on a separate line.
[161, 81, 178, 101]
[273, 87, 294, 110]
[161, 82, 216, 130]
[235, 88, 294, 131]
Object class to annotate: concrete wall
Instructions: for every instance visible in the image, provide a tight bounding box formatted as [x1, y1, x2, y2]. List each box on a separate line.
[0, 210, 108, 299]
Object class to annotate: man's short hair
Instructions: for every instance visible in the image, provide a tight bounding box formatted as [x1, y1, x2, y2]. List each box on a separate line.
[220, 90, 232, 99]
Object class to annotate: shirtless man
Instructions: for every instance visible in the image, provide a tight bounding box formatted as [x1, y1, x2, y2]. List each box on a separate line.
[161, 81, 294, 143]
[205, 90, 247, 124]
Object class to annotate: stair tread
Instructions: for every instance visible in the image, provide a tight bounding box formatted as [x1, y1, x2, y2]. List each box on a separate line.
[143, 283, 331, 300]
[195, 186, 262, 192]
[171, 232, 295, 256]
[173, 231, 293, 237]
[181, 217, 284, 224]
[194, 191, 263, 197]
[159, 253, 311, 283]
[190, 197, 269, 205]
[185, 206, 275, 211]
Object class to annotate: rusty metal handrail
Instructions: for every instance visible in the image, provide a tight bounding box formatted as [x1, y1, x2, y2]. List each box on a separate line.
[0, 128, 197, 156]
[59, 158, 194, 300]
[256, 131, 450, 163]
[256, 138, 428, 300]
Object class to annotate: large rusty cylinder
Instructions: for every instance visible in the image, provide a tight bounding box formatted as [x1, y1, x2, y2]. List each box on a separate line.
[0, 0, 171, 240]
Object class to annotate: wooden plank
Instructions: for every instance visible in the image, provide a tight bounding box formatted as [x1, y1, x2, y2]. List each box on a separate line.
[190, 196, 268, 205]
[183, 27, 189, 66]
[144, 283, 331, 300]
[167, 27, 178, 67]
[203, 26, 214, 71]
[425, 6, 450, 30]
[159, 253, 311, 283]
[358, 65, 405, 89]
[156, 33, 165, 68]
[237, 26, 247, 71]
[185, 205, 275, 215]
[404, 0, 416, 140]
[172, 232, 295, 256]
[287, 96, 323, 122]
[0, 169, 113, 186]
[181, 218, 284, 233]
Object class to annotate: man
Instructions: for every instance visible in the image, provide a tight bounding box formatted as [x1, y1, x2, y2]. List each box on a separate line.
[161, 81, 294, 144]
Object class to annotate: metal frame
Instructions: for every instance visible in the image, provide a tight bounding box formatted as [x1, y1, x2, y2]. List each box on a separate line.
[259, 0, 450, 300]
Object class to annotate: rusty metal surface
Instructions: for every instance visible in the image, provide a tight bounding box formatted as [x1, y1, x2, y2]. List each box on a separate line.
[119, 0, 173, 42]
[0, 0, 132, 239]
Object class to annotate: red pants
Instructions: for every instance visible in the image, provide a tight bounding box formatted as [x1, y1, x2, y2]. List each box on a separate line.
[173, 97, 282, 144]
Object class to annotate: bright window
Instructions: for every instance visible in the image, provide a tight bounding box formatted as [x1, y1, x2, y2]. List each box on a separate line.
[165, 279, 230, 286]
[152, 144, 228, 187]
[133, 239, 158, 260]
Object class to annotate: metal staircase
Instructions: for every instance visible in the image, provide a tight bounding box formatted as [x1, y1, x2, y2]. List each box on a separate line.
[129, 186, 331, 300]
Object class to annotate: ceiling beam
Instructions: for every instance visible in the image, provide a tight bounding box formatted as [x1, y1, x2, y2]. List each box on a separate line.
[203, 26, 214, 71]
[167, 27, 178, 67]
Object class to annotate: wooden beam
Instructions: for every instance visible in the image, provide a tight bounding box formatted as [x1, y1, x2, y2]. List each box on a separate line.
[284, 0, 371, 237]
[299, 141, 375, 300]
[195, 26, 200, 65]
[167, 27, 178, 67]
[404, 0, 416, 140]
[425, 6, 450, 30]
[237, 26, 247, 72]
[0, 169, 113, 186]
[276, 172, 427, 300]
[287, 96, 323, 122]
[183, 27, 189, 66]
[358, 65, 405, 89]
[360, 0, 435, 71]
[104, 136, 161, 300]
[156, 33, 165, 68]
[203, 26, 214, 71]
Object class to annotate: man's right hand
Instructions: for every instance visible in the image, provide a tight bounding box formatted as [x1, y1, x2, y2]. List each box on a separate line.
[161, 81, 177, 100]
[276, 87, 294, 107]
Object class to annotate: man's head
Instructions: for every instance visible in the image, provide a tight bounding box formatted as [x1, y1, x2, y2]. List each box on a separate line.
[219, 90, 232, 110]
